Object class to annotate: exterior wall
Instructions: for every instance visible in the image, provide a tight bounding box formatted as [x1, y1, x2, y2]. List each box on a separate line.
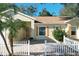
[65, 22, 79, 39]
[35, 24, 65, 40]
[65, 24, 72, 36]
[13, 13, 35, 39]
[48, 25, 54, 39]
[76, 25, 79, 39]
[13, 28, 27, 41]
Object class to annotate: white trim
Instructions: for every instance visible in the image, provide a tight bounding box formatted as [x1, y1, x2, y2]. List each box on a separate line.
[1, 9, 36, 21]
[38, 27, 46, 40]
[39, 27, 45, 36]
[64, 20, 71, 23]
[17, 12, 36, 20]
[64, 17, 79, 24]
[1, 9, 14, 13]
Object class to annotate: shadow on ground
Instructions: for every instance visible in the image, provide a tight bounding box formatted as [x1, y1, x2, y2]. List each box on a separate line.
[30, 38, 56, 45]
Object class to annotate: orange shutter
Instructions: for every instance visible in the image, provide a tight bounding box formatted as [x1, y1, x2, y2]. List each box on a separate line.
[47, 25, 49, 36]
[46, 25, 49, 36]
[36, 26, 38, 36]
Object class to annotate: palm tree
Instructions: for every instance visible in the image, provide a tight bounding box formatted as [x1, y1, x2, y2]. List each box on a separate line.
[0, 3, 27, 55]
[6, 16, 27, 55]
[0, 13, 12, 55]
[0, 11, 27, 56]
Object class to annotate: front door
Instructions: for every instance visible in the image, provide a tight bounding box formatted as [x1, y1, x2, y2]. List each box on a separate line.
[39, 27, 46, 39]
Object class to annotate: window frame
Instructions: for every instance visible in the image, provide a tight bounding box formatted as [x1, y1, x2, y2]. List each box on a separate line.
[39, 27, 45, 36]
[71, 26, 77, 35]
[53, 25, 61, 30]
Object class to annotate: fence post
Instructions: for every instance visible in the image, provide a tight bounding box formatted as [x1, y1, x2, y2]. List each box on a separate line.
[44, 40, 47, 56]
[28, 40, 30, 56]
[63, 36, 65, 43]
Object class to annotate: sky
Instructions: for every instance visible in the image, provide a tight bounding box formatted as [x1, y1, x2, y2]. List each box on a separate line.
[15, 3, 64, 16]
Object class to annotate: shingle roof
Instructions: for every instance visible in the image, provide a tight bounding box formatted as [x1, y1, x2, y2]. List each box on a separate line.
[35, 16, 72, 24]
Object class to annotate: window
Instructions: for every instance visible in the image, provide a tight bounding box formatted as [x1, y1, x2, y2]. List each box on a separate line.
[71, 26, 76, 35]
[39, 27, 45, 35]
[55, 27, 59, 30]
[53, 25, 61, 30]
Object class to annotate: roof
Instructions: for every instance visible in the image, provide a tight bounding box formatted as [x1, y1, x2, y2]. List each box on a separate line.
[65, 17, 79, 23]
[1, 9, 73, 24]
[35, 16, 72, 24]
[1, 9, 36, 20]
[1, 9, 14, 13]
[17, 12, 36, 20]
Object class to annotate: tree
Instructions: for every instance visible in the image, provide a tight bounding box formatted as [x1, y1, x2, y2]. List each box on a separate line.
[39, 8, 52, 16]
[5, 15, 27, 55]
[26, 5, 37, 16]
[53, 28, 65, 42]
[0, 13, 12, 55]
[19, 5, 37, 16]
[0, 3, 20, 56]
[61, 3, 79, 17]
[0, 13, 27, 56]
[0, 3, 19, 13]
[0, 3, 26, 55]
[0, 12, 27, 56]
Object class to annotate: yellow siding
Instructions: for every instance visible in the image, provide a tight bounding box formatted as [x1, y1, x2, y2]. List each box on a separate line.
[65, 24, 72, 36]
[36, 26, 38, 36]
[77, 25, 79, 39]
[48, 26, 54, 38]
[13, 13, 35, 38]
[14, 28, 26, 41]
[45, 25, 49, 36]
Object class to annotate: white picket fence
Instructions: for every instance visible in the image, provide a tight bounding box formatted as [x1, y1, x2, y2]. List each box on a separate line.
[13, 40, 29, 56]
[44, 40, 79, 56]
[0, 44, 9, 56]
[0, 40, 44, 56]
[0, 40, 29, 56]
[0, 40, 79, 56]
[63, 36, 79, 51]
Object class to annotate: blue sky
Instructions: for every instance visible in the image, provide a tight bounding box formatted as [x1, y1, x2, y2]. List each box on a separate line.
[15, 3, 64, 16]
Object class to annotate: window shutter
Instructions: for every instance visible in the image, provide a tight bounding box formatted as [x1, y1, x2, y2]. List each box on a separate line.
[36, 26, 38, 36]
[47, 26, 49, 36]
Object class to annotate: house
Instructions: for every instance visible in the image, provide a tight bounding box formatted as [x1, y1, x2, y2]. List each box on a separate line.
[65, 17, 79, 39]
[0, 9, 79, 44]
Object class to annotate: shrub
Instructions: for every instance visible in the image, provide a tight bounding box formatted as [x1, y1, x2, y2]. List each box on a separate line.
[53, 29, 65, 42]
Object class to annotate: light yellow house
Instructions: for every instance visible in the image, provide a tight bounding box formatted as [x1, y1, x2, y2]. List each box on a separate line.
[1, 9, 79, 43]
[65, 17, 79, 39]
